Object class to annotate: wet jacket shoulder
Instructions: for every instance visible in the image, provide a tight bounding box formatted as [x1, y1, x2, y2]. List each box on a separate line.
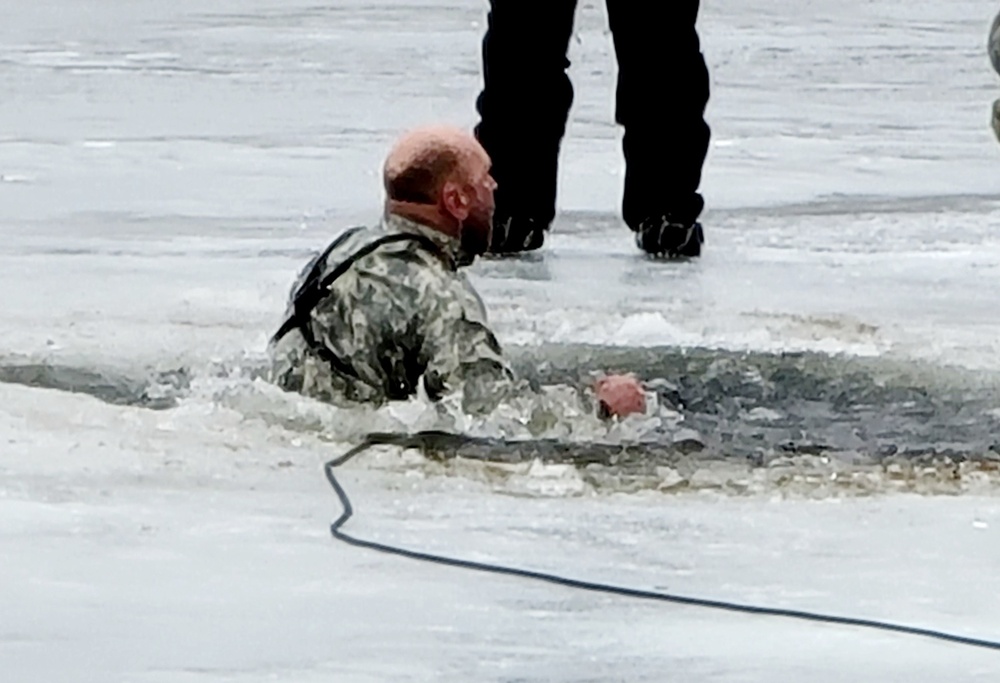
[269, 214, 512, 408]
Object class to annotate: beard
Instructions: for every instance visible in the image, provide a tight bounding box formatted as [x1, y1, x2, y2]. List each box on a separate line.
[459, 205, 494, 260]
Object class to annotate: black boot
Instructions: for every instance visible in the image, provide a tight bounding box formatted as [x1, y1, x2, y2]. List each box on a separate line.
[489, 215, 546, 254]
[634, 215, 704, 258]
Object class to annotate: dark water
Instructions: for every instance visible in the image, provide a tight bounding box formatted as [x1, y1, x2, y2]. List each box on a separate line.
[0, 363, 190, 410]
[4, 345, 1000, 471]
[509, 344, 1000, 465]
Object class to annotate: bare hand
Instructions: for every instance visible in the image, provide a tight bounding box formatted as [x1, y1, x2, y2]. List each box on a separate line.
[594, 374, 646, 419]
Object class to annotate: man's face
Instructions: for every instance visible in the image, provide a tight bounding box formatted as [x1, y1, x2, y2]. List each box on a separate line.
[459, 149, 497, 257]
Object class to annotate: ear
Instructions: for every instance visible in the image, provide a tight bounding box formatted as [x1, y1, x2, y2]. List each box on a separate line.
[441, 180, 471, 221]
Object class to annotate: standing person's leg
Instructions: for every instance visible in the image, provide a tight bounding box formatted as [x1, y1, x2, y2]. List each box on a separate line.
[606, 0, 710, 257]
[475, 0, 580, 253]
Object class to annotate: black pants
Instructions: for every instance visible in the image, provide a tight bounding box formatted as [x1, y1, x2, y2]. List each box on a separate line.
[475, 0, 711, 229]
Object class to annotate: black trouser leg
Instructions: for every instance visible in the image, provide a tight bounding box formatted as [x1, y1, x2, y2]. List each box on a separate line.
[475, 0, 579, 228]
[606, 0, 711, 229]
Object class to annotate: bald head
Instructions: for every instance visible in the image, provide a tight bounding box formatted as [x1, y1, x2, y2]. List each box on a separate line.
[383, 125, 488, 204]
[380, 125, 497, 258]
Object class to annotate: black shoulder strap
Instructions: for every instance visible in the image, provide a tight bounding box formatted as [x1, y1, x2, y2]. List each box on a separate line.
[270, 229, 449, 381]
[270, 226, 364, 347]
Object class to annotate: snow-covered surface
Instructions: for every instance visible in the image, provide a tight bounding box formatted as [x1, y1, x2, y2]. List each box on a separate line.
[2, 0, 1000, 680]
[5, 382, 1000, 681]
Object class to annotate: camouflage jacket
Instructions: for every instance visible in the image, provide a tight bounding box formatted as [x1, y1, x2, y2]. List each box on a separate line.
[268, 213, 513, 410]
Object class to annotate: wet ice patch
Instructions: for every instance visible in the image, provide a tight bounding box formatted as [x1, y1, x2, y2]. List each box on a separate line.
[8, 50, 82, 67]
[613, 312, 688, 346]
[123, 52, 181, 62]
[744, 407, 783, 423]
[504, 460, 588, 497]
[210, 377, 403, 440]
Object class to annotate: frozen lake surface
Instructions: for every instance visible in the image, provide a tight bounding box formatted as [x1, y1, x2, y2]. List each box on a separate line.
[2, 0, 1000, 680]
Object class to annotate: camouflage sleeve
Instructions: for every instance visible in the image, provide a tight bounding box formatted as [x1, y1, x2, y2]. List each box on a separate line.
[308, 246, 512, 409]
[417, 272, 515, 414]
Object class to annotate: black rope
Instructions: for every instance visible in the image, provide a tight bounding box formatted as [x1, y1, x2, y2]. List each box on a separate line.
[325, 432, 1000, 652]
